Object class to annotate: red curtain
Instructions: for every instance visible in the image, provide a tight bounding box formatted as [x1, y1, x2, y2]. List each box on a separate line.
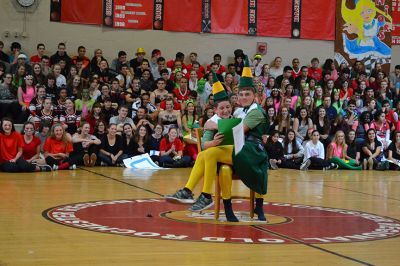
[163, 0, 202, 32]
[257, 0, 292, 38]
[300, 0, 335, 40]
[211, 0, 248, 34]
[61, 0, 102, 25]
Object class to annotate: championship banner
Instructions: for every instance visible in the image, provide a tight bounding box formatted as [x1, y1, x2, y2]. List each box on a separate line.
[153, 0, 164, 30]
[102, 0, 153, 29]
[164, 0, 202, 33]
[335, 0, 392, 74]
[291, 0, 301, 38]
[393, 0, 400, 45]
[201, 0, 212, 33]
[248, 0, 257, 36]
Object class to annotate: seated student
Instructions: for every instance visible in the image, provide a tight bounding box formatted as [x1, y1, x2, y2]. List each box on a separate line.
[149, 124, 164, 163]
[360, 128, 387, 170]
[71, 123, 101, 167]
[121, 123, 135, 157]
[301, 130, 338, 171]
[20, 121, 50, 169]
[326, 130, 362, 170]
[132, 125, 151, 156]
[159, 127, 191, 168]
[0, 118, 50, 172]
[266, 130, 284, 170]
[346, 130, 361, 165]
[98, 123, 127, 166]
[387, 131, 400, 170]
[280, 129, 304, 169]
[43, 123, 74, 170]
[183, 123, 200, 162]
[60, 98, 81, 135]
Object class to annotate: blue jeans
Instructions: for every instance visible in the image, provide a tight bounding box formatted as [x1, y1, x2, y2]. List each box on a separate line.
[98, 153, 128, 166]
[159, 155, 191, 167]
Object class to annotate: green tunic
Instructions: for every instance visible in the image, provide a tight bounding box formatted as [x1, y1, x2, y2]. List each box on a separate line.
[232, 104, 269, 195]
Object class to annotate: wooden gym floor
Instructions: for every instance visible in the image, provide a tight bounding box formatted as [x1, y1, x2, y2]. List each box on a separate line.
[0, 167, 399, 266]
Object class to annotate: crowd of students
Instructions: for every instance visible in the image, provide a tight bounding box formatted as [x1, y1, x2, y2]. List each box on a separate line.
[0, 40, 399, 172]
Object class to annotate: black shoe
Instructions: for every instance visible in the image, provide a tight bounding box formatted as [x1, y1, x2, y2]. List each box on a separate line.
[254, 198, 267, 221]
[223, 199, 238, 222]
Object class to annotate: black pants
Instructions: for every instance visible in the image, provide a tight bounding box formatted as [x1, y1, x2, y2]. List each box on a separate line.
[0, 157, 36, 172]
[309, 157, 331, 170]
[69, 145, 98, 166]
[280, 158, 302, 169]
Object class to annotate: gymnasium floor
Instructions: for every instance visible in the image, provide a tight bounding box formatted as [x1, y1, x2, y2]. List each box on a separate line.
[0, 167, 399, 266]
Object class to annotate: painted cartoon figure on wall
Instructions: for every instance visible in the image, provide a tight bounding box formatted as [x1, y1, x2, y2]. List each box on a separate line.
[342, 0, 392, 63]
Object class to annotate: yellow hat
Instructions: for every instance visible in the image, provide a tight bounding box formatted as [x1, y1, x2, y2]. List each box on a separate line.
[136, 47, 146, 55]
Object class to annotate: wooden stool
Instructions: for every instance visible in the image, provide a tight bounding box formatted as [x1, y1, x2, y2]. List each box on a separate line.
[195, 128, 255, 220]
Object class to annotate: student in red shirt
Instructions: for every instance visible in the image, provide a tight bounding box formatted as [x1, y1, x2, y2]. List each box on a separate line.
[43, 123, 73, 170]
[159, 127, 191, 168]
[0, 118, 47, 172]
[21, 122, 41, 163]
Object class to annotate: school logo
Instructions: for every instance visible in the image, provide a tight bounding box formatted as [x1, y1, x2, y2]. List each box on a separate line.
[43, 199, 400, 244]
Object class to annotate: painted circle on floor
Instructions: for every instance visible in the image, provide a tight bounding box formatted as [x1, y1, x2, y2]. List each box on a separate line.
[43, 199, 400, 244]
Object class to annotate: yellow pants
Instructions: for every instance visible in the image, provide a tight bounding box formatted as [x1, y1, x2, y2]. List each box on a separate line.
[185, 145, 263, 200]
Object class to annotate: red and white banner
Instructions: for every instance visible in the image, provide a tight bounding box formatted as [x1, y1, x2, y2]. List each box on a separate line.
[103, 0, 153, 29]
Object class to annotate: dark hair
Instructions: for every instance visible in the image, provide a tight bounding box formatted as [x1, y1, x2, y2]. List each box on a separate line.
[157, 57, 166, 63]
[134, 125, 150, 144]
[395, 65, 400, 70]
[283, 66, 293, 72]
[21, 121, 35, 135]
[160, 68, 169, 75]
[118, 51, 127, 57]
[78, 45, 85, 51]
[266, 130, 280, 145]
[11, 42, 21, 50]
[283, 129, 299, 155]
[37, 43, 45, 49]
[0, 117, 16, 133]
[175, 52, 184, 59]
[365, 128, 377, 144]
[213, 54, 221, 59]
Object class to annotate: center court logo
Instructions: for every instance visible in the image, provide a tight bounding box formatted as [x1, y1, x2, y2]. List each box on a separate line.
[43, 199, 400, 244]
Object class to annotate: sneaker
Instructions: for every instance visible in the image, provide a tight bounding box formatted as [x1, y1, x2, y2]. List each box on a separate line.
[83, 154, 90, 166]
[52, 164, 58, 170]
[165, 189, 195, 204]
[38, 164, 52, 172]
[269, 159, 278, 170]
[89, 153, 97, 167]
[300, 159, 311, 171]
[69, 164, 77, 170]
[100, 161, 107, 166]
[189, 194, 214, 212]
